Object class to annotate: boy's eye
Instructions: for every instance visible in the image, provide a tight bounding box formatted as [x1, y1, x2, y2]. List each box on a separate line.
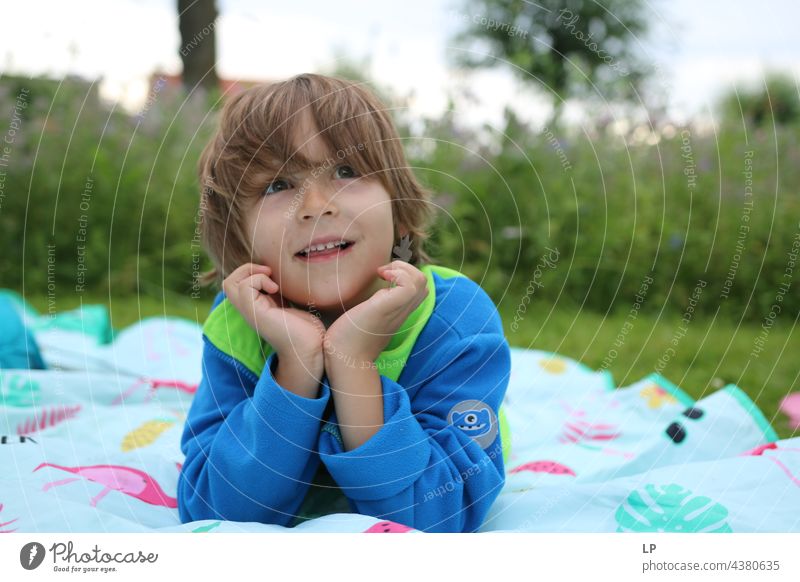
[263, 178, 292, 195]
[334, 165, 359, 179]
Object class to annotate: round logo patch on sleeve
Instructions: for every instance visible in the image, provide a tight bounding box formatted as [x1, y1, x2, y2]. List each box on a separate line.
[447, 399, 498, 449]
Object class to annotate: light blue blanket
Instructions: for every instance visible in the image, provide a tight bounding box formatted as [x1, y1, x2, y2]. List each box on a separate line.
[1, 300, 798, 533]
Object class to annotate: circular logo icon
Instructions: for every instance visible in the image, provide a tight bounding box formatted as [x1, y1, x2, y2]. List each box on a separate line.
[20, 542, 46, 570]
[447, 399, 498, 449]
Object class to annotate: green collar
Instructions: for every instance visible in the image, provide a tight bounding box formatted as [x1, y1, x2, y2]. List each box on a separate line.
[202, 264, 464, 383]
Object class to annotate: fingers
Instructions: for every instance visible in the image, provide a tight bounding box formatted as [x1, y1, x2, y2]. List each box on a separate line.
[378, 260, 420, 275]
[381, 268, 405, 288]
[223, 263, 274, 298]
[377, 261, 426, 291]
[225, 262, 272, 289]
[241, 272, 279, 295]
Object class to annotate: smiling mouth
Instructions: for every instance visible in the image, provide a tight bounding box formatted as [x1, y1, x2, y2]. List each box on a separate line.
[295, 241, 356, 261]
[458, 423, 487, 431]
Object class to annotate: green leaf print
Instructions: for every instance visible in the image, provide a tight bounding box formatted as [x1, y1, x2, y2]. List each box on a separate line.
[615, 483, 733, 533]
[0, 372, 41, 408]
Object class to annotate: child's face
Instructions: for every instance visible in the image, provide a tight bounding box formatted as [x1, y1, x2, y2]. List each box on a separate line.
[244, 111, 403, 316]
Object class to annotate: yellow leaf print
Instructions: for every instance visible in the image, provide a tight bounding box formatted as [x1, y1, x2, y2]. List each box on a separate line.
[121, 419, 175, 452]
[539, 357, 567, 374]
[639, 383, 678, 409]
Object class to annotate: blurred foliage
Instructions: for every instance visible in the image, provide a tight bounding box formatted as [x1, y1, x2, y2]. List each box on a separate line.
[1, 72, 799, 325]
[318, 48, 420, 140]
[414, 94, 800, 324]
[0, 74, 220, 305]
[450, 0, 654, 116]
[719, 73, 800, 129]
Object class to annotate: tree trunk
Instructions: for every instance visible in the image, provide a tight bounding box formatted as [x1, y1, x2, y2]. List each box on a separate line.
[177, 0, 218, 92]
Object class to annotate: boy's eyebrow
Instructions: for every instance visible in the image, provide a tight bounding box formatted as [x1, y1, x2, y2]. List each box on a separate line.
[261, 155, 344, 179]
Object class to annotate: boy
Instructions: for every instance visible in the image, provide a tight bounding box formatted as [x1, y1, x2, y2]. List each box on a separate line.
[178, 73, 511, 532]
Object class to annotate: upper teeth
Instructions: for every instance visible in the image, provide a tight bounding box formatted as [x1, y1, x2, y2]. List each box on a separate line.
[301, 240, 348, 254]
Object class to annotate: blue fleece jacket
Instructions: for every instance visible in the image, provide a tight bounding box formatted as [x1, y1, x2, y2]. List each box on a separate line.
[177, 268, 511, 532]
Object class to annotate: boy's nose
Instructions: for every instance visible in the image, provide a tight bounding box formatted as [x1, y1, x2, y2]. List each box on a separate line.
[299, 182, 338, 221]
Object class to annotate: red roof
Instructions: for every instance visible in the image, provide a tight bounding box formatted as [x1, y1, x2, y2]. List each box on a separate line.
[148, 72, 269, 96]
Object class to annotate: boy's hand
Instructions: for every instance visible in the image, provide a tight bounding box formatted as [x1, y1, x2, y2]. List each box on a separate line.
[222, 263, 325, 389]
[324, 261, 429, 366]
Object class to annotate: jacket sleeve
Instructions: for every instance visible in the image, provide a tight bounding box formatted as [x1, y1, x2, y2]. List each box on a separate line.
[317, 331, 511, 532]
[177, 296, 330, 526]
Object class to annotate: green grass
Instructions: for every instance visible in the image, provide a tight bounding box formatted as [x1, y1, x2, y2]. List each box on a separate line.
[498, 300, 799, 440]
[20, 291, 800, 440]
[23, 290, 215, 330]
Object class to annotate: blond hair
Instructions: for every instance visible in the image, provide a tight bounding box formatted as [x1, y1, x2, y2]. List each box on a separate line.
[196, 73, 436, 288]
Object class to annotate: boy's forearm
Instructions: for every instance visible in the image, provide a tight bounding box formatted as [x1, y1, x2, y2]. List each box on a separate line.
[324, 356, 384, 451]
[273, 347, 386, 448]
[273, 351, 324, 399]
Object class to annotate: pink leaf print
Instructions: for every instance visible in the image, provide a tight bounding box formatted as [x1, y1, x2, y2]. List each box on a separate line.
[560, 420, 621, 443]
[17, 404, 82, 435]
[555, 407, 634, 459]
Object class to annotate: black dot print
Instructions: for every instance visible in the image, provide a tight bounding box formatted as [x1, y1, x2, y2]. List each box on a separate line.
[666, 422, 686, 443]
[682, 407, 704, 419]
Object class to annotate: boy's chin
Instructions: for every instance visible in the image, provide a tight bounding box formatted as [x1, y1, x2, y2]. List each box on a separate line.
[303, 296, 356, 313]
[287, 276, 380, 311]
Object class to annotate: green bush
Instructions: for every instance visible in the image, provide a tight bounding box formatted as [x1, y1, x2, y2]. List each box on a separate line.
[0, 75, 219, 305]
[2, 74, 798, 323]
[416, 110, 800, 322]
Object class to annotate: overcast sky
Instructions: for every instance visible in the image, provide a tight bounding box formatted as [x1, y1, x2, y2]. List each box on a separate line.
[2, 0, 798, 128]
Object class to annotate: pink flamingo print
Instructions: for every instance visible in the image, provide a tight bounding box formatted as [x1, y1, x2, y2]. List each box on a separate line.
[112, 378, 198, 406]
[739, 444, 800, 488]
[740, 442, 779, 456]
[779, 393, 800, 429]
[510, 460, 577, 476]
[767, 456, 800, 488]
[33, 462, 177, 508]
[166, 324, 191, 357]
[144, 325, 192, 361]
[0, 503, 19, 533]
